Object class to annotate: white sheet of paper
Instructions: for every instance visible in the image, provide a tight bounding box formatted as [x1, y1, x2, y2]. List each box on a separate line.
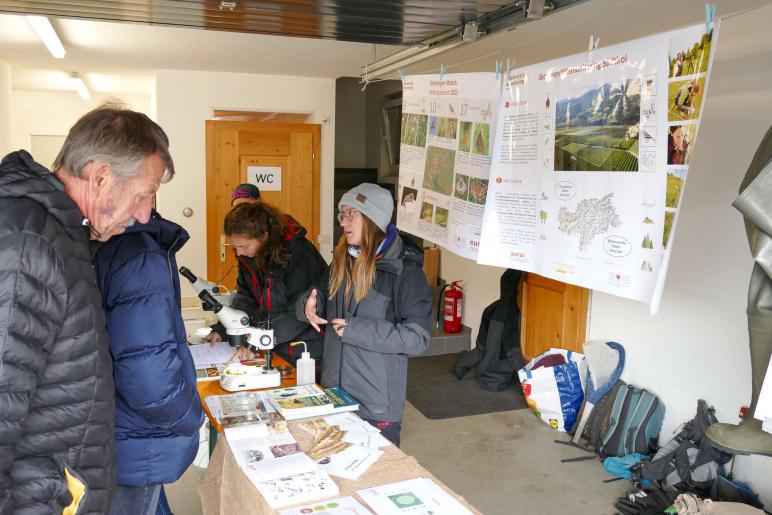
[324, 412, 379, 433]
[278, 496, 371, 515]
[317, 444, 383, 480]
[342, 429, 391, 448]
[222, 422, 268, 440]
[190, 341, 236, 368]
[754, 355, 772, 423]
[357, 478, 473, 515]
[244, 451, 318, 484]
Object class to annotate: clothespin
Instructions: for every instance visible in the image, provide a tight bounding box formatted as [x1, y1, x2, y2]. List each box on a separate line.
[398, 68, 406, 82]
[361, 63, 369, 91]
[495, 60, 502, 81]
[705, 3, 716, 33]
[439, 64, 447, 80]
[505, 57, 515, 97]
[588, 34, 599, 61]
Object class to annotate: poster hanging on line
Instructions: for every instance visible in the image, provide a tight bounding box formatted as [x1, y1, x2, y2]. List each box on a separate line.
[396, 73, 500, 260]
[477, 23, 718, 312]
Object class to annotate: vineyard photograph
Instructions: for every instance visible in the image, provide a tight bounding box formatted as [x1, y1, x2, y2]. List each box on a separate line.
[554, 78, 641, 172]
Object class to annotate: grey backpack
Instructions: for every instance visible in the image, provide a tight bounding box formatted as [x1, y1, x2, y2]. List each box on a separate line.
[639, 400, 732, 495]
[571, 379, 664, 458]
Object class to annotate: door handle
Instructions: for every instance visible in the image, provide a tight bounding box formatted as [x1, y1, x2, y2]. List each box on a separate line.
[220, 234, 231, 263]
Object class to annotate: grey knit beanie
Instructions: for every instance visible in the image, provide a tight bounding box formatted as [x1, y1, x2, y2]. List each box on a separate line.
[338, 183, 393, 232]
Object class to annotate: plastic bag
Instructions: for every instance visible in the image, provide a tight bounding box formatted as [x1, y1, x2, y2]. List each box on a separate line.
[518, 348, 586, 431]
[604, 453, 651, 482]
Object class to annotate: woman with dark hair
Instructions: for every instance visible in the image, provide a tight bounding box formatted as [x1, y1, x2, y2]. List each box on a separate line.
[207, 202, 327, 367]
[299, 184, 432, 446]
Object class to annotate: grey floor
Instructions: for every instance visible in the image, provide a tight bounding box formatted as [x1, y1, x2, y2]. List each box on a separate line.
[165, 403, 629, 514]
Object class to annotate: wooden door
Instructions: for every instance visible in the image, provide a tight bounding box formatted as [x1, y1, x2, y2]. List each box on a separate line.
[205, 120, 321, 290]
[519, 273, 590, 361]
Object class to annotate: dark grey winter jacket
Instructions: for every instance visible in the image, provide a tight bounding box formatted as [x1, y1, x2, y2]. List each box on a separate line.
[299, 233, 432, 422]
[0, 151, 116, 514]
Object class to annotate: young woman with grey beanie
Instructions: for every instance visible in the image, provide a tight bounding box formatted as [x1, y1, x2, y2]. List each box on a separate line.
[299, 183, 432, 446]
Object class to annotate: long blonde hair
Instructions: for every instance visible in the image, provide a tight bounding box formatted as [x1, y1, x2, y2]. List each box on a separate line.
[329, 215, 384, 303]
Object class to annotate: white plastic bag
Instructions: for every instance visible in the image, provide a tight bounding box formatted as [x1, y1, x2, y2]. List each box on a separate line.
[518, 348, 586, 432]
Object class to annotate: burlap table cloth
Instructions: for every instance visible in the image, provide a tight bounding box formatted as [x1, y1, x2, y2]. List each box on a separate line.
[199, 419, 481, 514]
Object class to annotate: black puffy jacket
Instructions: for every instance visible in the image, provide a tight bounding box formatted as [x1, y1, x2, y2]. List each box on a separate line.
[0, 151, 115, 514]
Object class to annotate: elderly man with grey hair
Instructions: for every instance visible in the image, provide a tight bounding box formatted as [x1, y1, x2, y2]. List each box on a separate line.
[0, 103, 174, 514]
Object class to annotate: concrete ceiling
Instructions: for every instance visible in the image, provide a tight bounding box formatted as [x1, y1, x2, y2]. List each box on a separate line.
[1, 0, 770, 97]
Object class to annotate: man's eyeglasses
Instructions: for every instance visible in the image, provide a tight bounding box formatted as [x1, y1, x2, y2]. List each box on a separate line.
[336, 209, 360, 223]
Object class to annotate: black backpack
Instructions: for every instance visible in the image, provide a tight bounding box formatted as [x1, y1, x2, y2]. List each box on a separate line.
[454, 269, 522, 391]
[614, 485, 676, 515]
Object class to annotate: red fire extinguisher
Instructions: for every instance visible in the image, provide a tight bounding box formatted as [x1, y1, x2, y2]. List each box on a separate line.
[439, 280, 463, 333]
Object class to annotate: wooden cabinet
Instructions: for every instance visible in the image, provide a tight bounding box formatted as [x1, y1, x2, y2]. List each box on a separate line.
[519, 273, 590, 361]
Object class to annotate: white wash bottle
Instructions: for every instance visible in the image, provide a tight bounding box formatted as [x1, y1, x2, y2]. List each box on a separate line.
[291, 341, 315, 385]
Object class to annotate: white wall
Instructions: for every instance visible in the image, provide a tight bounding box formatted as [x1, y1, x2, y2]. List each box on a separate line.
[0, 60, 12, 157]
[441, 5, 772, 504]
[588, 8, 772, 504]
[8, 90, 151, 163]
[154, 69, 336, 295]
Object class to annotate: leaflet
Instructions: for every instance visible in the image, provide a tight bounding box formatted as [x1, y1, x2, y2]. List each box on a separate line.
[317, 444, 384, 480]
[357, 477, 472, 515]
[278, 496, 371, 515]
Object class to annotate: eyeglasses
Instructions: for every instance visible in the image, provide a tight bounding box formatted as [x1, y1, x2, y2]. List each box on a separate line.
[336, 209, 360, 224]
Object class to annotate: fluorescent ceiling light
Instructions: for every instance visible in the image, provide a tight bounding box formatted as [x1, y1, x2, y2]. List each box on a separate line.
[27, 15, 66, 59]
[71, 73, 90, 100]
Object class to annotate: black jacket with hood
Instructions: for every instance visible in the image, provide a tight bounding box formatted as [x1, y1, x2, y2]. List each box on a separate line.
[0, 151, 115, 514]
[298, 230, 432, 422]
[213, 218, 328, 364]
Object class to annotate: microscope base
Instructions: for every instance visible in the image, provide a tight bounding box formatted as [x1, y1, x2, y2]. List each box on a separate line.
[219, 364, 282, 391]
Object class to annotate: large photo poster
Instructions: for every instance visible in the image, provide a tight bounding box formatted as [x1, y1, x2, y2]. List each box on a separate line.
[477, 23, 717, 310]
[396, 73, 501, 259]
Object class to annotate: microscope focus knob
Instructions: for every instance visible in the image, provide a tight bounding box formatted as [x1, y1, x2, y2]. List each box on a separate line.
[259, 333, 273, 348]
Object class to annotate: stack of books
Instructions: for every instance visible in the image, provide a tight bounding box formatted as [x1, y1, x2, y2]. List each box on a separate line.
[265, 385, 360, 421]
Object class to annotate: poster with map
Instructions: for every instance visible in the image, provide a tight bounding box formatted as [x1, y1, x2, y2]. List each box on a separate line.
[396, 73, 500, 259]
[477, 23, 717, 310]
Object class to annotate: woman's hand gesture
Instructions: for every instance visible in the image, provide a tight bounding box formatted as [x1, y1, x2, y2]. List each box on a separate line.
[304, 289, 328, 332]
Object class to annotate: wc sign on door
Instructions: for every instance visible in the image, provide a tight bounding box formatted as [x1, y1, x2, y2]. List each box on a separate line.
[247, 166, 282, 191]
